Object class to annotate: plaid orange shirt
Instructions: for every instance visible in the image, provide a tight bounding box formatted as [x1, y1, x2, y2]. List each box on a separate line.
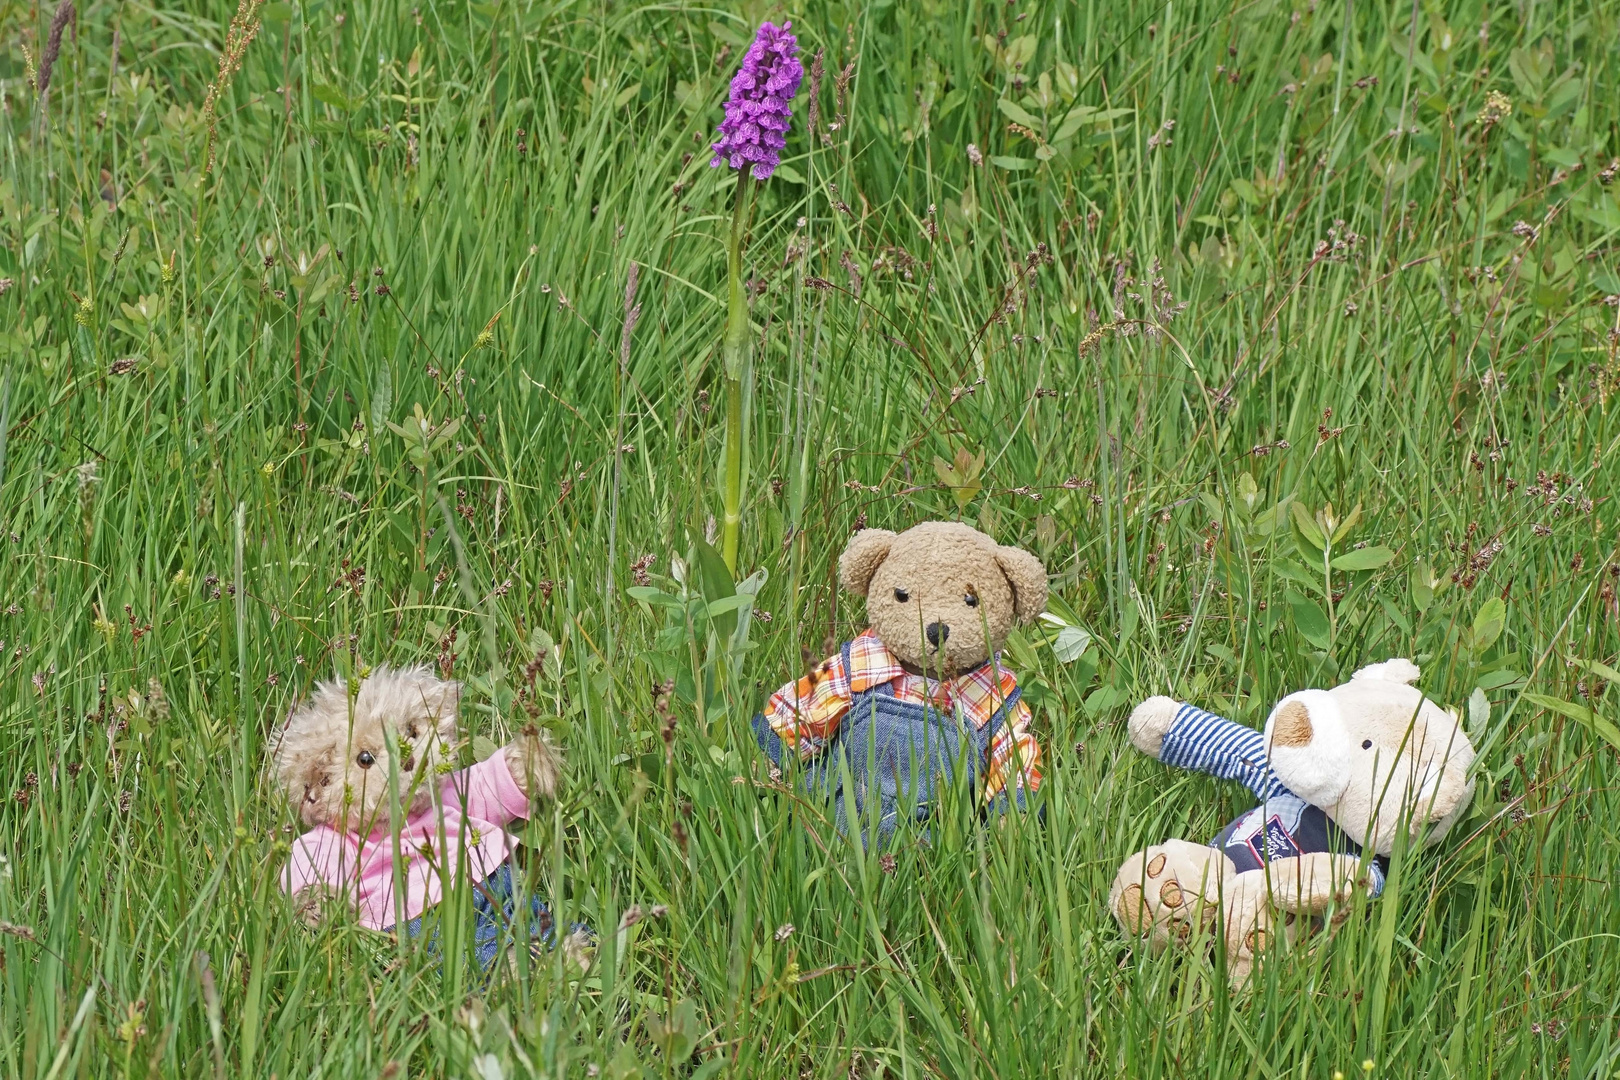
[763, 629, 1041, 802]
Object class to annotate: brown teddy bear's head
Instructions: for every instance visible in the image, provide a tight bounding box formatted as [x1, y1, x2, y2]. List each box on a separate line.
[269, 666, 461, 831]
[839, 521, 1048, 674]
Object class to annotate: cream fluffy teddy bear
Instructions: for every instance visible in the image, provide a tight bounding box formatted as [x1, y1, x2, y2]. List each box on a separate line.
[270, 665, 565, 969]
[1109, 659, 1476, 987]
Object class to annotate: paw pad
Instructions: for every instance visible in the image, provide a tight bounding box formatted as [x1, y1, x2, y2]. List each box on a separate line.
[1116, 884, 1147, 932]
[1145, 854, 1167, 877]
[1159, 882, 1184, 908]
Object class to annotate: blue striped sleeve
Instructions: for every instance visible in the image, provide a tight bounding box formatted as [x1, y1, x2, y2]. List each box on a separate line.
[1364, 858, 1386, 899]
[1157, 703, 1290, 800]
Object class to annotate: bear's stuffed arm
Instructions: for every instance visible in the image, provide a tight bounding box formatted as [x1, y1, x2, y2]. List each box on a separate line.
[1128, 697, 1289, 801]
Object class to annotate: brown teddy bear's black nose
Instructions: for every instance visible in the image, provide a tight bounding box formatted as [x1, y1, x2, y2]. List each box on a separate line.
[925, 621, 950, 648]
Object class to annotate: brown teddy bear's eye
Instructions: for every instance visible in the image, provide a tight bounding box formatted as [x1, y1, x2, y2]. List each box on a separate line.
[893, 588, 910, 603]
[1360, 740, 1373, 750]
[357, 750, 376, 768]
[964, 591, 979, 608]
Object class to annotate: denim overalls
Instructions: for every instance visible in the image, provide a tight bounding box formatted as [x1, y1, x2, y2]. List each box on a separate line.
[753, 640, 1025, 844]
[392, 862, 584, 972]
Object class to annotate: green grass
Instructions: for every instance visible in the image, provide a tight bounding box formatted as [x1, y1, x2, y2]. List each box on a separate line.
[3, 0, 1620, 1075]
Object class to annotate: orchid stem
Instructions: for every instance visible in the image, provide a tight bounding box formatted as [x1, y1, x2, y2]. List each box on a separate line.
[720, 172, 755, 577]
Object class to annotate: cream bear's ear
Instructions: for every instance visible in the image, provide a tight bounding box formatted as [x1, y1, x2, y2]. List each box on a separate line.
[839, 528, 897, 596]
[1352, 658, 1422, 684]
[993, 544, 1048, 624]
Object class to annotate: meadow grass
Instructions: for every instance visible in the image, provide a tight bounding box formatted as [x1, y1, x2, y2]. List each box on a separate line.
[3, 0, 1620, 1075]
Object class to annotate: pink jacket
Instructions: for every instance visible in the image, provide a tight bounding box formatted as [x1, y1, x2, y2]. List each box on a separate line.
[280, 752, 532, 929]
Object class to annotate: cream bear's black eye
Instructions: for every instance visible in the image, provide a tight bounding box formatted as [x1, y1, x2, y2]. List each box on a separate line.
[357, 750, 376, 768]
[893, 588, 910, 603]
[1360, 740, 1373, 750]
[964, 592, 979, 608]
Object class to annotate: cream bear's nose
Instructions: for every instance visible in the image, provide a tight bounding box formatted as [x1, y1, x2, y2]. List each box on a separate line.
[925, 621, 950, 648]
[303, 785, 318, 804]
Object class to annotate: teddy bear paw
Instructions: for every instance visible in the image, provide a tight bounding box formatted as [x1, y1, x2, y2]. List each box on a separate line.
[1110, 843, 1222, 951]
[1127, 696, 1181, 758]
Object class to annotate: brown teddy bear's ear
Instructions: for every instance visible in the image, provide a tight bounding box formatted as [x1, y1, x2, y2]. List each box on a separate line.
[994, 545, 1048, 624]
[838, 528, 897, 596]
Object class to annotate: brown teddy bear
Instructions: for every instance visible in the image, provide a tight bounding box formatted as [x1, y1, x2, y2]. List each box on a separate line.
[270, 665, 567, 969]
[753, 521, 1048, 840]
[1109, 659, 1476, 987]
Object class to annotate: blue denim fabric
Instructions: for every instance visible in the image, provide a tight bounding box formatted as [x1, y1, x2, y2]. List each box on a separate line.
[754, 640, 1026, 845]
[393, 862, 558, 971]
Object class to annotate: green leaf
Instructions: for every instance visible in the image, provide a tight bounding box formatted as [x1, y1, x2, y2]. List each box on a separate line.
[1569, 656, 1620, 687]
[689, 535, 738, 640]
[626, 586, 680, 607]
[1290, 501, 1327, 552]
[1411, 559, 1438, 613]
[1331, 545, 1396, 572]
[1467, 687, 1490, 738]
[647, 998, 702, 1063]
[1523, 693, 1620, 753]
[1376, 594, 1413, 635]
[1287, 589, 1332, 649]
[996, 98, 1041, 130]
[313, 83, 363, 112]
[1002, 626, 1041, 671]
[370, 363, 392, 432]
[703, 594, 754, 616]
[1471, 597, 1506, 653]
[1329, 503, 1363, 545]
[1229, 177, 1259, 206]
[990, 155, 1035, 171]
[1051, 625, 1092, 663]
[1118, 598, 1139, 647]
[1475, 668, 1523, 690]
[1083, 684, 1128, 717]
[1274, 559, 1323, 593]
[1051, 104, 1095, 143]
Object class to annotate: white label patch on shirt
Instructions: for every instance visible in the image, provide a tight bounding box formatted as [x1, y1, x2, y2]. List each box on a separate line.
[1226, 794, 1310, 863]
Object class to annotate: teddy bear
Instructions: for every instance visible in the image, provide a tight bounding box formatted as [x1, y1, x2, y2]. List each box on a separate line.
[1108, 659, 1476, 987]
[270, 665, 567, 970]
[752, 521, 1048, 841]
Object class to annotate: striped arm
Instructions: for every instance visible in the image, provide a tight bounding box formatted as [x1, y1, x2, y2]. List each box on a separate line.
[1157, 703, 1290, 800]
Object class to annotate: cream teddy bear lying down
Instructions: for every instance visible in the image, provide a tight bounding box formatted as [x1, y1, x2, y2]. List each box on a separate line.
[1110, 659, 1476, 987]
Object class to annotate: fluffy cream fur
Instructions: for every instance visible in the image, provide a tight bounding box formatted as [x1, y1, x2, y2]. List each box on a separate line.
[839, 521, 1047, 673]
[269, 665, 561, 832]
[1265, 659, 1475, 855]
[1112, 659, 1476, 988]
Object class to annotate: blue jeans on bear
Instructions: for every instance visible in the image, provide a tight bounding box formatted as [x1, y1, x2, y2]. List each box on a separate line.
[753, 641, 1025, 846]
[395, 861, 560, 971]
